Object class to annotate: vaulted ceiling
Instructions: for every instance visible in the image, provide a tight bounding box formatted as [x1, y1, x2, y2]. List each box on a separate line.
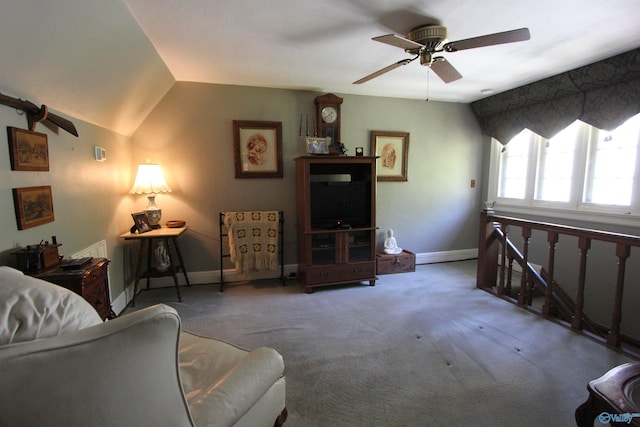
[1, 0, 639, 136]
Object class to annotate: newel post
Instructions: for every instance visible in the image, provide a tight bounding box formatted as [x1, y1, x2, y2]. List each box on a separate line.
[477, 208, 499, 289]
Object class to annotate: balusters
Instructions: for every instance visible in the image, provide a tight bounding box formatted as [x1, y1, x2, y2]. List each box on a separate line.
[518, 227, 531, 306]
[572, 237, 591, 331]
[542, 232, 559, 317]
[607, 243, 630, 348]
[498, 223, 509, 295]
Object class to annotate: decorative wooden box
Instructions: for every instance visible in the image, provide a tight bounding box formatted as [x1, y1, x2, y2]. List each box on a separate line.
[376, 250, 416, 275]
[12, 243, 61, 272]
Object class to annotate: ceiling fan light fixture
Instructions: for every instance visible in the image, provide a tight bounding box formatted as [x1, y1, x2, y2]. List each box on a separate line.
[420, 51, 433, 66]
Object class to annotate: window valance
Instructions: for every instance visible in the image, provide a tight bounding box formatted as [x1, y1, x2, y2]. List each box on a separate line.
[471, 48, 640, 144]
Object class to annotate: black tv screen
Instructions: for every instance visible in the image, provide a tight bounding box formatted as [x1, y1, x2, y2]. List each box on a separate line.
[310, 181, 370, 228]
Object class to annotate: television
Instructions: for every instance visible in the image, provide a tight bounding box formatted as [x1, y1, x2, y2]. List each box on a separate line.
[310, 181, 370, 228]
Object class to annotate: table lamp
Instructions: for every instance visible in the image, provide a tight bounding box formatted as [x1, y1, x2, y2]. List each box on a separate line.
[130, 163, 171, 228]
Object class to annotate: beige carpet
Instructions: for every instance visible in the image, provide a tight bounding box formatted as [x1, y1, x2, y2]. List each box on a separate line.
[127, 260, 633, 426]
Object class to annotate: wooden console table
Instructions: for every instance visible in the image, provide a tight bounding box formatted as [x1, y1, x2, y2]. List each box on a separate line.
[120, 226, 191, 306]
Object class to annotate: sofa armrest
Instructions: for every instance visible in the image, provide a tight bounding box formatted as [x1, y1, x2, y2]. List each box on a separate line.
[0, 304, 194, 427]
[180, 332, 285, 427]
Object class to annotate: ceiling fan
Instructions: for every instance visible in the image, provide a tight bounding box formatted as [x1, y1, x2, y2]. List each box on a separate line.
[353, 24, 530, 85]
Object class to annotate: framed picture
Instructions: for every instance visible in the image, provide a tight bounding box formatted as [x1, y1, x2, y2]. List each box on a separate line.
[370, 130, 409, 182]
[233, 120, 283, 178]
[7, 127, 49, 171]
[13, 186, 55, 230]
[304, 137, 329, 154]
[131, 212, 152, 234]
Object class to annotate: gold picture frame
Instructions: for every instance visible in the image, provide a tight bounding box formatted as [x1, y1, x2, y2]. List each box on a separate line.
[233, 120, 283, 178]
[13, 186, 55, 230]
[7, 127, 49, 171]
[370, 130, 409, 182]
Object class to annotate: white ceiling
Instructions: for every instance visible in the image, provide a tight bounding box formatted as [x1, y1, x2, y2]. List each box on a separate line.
[1, 0, 639, 135]
[124, 0, 640, 103]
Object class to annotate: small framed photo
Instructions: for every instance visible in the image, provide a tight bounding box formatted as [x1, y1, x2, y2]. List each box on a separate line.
[7, 127, 49, 171]
[13, 186, 55, 230]
[233, 120, 283, 178]
[370, 130, 409, 181]
[304, 137, 329, 154]
[131, 212, 152, 233]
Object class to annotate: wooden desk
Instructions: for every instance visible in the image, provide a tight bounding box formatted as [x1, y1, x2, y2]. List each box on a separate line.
[120, 226, 191, 306]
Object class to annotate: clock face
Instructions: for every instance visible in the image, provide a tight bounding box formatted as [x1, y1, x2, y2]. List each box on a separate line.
[321, 106, 338, 124]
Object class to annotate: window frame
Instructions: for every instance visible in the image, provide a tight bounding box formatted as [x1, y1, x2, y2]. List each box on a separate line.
[487, 118, 640, 227]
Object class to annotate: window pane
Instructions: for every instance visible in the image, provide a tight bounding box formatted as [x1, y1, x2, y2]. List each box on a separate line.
[498, 130, 532, 199]
[584, 114, 640, 205]
[535, 121, 579, 202]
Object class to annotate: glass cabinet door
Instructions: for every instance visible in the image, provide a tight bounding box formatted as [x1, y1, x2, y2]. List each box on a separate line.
[310, 232, 336, 265]
[348, 230, 372, 263]
[310, 230, 373, 265]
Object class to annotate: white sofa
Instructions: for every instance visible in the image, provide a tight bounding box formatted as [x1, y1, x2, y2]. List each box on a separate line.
[0, 266, 287, 427]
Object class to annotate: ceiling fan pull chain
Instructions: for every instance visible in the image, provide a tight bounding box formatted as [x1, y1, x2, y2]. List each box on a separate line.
[425, 67, 430, 102]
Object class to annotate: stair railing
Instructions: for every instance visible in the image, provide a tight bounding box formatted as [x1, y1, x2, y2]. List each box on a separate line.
[477, 208, 640, 353]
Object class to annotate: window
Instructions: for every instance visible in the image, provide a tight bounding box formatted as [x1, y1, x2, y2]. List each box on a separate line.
[490, 113, 640, 220]
[497, 130, 533, 199]
[535, 121, 579, 202]
[583, 114, 640, 206]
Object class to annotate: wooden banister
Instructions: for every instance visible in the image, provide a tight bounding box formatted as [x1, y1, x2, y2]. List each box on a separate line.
[477, 209, 640, 354]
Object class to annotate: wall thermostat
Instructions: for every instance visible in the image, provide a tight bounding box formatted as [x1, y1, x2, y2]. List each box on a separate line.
[355, 147, 364, 156]
[94, 146, 107, 162]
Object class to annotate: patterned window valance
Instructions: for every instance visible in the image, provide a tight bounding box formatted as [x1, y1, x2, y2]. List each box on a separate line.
[471, 48, 640, 144]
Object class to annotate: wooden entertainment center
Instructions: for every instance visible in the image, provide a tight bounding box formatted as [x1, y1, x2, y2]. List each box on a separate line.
[295, 156, 377, 293]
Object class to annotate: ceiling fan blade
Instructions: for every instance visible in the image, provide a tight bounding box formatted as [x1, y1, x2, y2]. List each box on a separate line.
[430, 57, 462, 83]
[372, 34, 424, 51]
[353, 57, 416, 84]
[45, 113, 79, 137]
[443, 28, 530, 52]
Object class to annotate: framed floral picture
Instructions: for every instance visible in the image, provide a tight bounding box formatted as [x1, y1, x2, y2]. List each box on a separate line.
[370, 130, 409, 181]
[7, 127, 49, 171]
[13, 186, 55, 230]
[233, 120, 283, 178]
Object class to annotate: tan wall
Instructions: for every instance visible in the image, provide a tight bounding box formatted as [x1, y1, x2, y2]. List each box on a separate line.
[0, 107, 134, 298]
[130, 82, 485, 276]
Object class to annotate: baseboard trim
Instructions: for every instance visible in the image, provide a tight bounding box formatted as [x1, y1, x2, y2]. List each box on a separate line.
[416, 248, 478, 265]
[112, 250, 478, 314]
[111, 263, 300, 315]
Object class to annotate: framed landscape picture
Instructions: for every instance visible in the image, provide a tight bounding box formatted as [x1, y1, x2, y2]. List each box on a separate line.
[370, 130, 409, 181]
[7, 127, 49, 171]
[233, 120, 283, 178]
[13, 186, 55, 230]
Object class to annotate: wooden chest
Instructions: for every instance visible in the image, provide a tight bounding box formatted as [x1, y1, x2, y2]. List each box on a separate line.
[33, 258, 115, 320]
[376, 250, 416, 275]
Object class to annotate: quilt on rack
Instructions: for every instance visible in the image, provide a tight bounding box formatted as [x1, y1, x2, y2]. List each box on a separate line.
[223, 211, 280, 273]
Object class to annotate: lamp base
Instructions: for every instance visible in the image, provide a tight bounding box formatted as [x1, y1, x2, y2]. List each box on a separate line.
[145, 195, 162, 228]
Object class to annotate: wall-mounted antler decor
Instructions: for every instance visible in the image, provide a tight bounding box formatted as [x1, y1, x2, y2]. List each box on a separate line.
[0, 92, 78, 137]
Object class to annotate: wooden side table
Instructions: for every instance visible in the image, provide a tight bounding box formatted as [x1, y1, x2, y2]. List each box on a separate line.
[33, 258, 116, 320]
[120, 226, 191, 306]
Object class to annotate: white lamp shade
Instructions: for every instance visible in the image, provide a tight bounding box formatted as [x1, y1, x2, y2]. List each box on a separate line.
[130, 164, 171, 194]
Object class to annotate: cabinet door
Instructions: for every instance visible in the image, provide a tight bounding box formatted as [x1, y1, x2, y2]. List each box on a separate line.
[348, 230, 373, 263]
[309, 230, 373, 265]
[310, 232, 336, 265]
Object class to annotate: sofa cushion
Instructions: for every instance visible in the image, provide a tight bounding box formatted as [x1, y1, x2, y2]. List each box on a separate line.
[0, 266, 102, 346]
